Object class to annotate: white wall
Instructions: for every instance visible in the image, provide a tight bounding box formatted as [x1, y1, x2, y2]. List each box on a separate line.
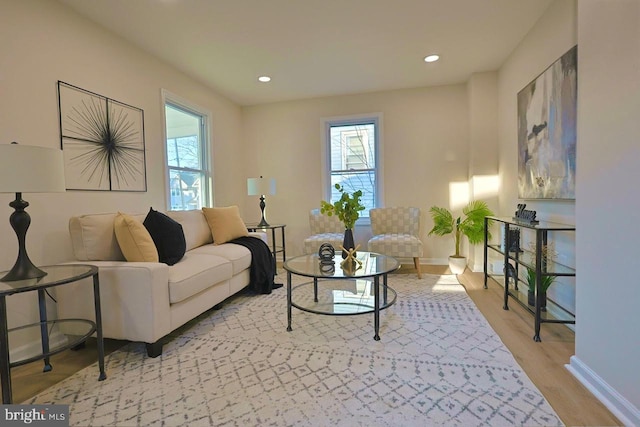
[467, 72, 499, 271]
[0, 0, 243, 352]
[497, 0, 577, 312]
[498, 0, 640, 422]
[242, 85, 470, 261]
[569, 1, 640, 424]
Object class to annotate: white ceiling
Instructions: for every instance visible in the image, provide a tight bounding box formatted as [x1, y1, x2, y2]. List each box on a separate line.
[57, 0, 552, 106]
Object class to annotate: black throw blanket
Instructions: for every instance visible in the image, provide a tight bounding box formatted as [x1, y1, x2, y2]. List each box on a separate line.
[230, 236, 279, 294]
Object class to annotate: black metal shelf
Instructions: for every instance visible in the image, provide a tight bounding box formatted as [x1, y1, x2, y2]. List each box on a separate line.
[483, 216, 575, 342]
[486, 244, 575, 275]
[485, 273, 575, 323]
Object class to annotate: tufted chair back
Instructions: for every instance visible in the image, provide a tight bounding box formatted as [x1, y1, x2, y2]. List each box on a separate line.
[368, 207, 423, 278]
[303, 209, 344, 254]
[370, 207, 420, 236]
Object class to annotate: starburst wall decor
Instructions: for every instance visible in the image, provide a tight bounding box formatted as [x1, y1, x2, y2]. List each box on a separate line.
[57, 81, 147, 191]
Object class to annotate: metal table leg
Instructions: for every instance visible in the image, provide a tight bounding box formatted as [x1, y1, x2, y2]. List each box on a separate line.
[38, 289, 53, 372]
[286, 271, 292, 332]
[374, 275, 380, 341]
[313, 277, 318, 302]
[0, 297, 12, 403]
[93, 273, 106, 380]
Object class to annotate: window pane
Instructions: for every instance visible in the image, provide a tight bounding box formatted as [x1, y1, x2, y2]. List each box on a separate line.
[165, 99, 210, 210]
[330, 170, 376, 218]
[168, 169, 205, 210]
[329, 123, 375, 172]
[327, 120, 378, 218]
[167, 136, 200, 169]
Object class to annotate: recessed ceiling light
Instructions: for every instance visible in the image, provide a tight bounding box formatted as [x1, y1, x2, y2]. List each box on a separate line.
[424, 54, 440, 63]
[258, 76, 271, 83]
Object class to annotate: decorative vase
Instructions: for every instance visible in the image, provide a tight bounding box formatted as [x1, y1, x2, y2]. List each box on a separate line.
[528, 290, 535, 306]
[448, 256, 467, 275]
[342, 228, 355, 259]
[528, 289, 547, 311]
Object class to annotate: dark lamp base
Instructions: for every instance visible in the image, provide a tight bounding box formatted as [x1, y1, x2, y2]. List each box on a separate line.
[256, 217, 270, 227]
[256, 195, 270, 227]
[1, 192, 48, 282]
[1, 259, 47, 282]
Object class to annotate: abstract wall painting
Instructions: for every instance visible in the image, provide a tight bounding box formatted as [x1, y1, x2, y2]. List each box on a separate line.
[517, 45, 577, 200]
[57, 81, 147, 191]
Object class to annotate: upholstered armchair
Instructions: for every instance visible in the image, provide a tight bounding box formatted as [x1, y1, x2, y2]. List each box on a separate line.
[303, 209, 344, 254]
[367, 207, 423, 278]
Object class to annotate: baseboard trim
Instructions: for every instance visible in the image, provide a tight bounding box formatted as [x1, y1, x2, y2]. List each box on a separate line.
[566, 355, 640, 426]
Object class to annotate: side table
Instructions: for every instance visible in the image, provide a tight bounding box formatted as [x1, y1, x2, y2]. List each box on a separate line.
[0, 264, 106, 404]
[245, 223, 286, 262]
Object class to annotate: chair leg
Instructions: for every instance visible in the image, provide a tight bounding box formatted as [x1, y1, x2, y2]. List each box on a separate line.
[413, 257, 422, 279]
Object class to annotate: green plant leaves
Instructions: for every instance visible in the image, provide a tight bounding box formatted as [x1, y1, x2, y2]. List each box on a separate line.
[320, 184, 365, 229]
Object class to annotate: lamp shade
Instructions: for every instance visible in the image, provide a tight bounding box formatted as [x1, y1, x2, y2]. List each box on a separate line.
[247, 177, 276, 196]
[0, 143, 66, 193]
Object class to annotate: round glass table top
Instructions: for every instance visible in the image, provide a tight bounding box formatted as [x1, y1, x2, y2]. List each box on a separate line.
[0, 264, 97, 296]
[284, 252, 399, 279]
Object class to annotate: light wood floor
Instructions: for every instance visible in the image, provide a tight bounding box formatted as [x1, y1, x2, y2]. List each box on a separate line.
[6, 265, 621, 426]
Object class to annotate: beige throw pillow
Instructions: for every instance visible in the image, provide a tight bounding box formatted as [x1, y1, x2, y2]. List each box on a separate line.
[114, 212, 159, 262]
[202, 205, 249, 245]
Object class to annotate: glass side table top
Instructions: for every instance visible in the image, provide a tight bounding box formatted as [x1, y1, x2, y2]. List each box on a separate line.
[284, 251, 399, 279]
[0, 264, 97, 295]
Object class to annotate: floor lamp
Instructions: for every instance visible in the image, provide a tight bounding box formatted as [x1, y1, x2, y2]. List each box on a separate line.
[0, 143, 66, 282]
[247, 176, 276, 227]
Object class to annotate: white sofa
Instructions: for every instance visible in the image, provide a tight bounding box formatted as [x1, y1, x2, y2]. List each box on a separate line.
[56, 209, 266, 357]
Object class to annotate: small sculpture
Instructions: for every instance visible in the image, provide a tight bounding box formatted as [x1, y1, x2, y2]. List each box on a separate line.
[318, 242, 335, 261]
[513, 203, 539, 224]
[339, 244, 362, 274]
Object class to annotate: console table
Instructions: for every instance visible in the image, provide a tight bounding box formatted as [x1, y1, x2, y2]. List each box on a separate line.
[483, 216, 576, 342]
[0, 264, 106, 403]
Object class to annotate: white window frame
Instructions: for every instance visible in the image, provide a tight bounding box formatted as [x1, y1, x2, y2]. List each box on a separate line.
[321, 113, 384, 225]
[161, 89, 213, 210]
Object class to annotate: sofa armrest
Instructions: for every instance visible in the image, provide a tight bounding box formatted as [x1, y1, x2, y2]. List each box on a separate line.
[57, 261, 171, 344]
[248, 231, 268, 243]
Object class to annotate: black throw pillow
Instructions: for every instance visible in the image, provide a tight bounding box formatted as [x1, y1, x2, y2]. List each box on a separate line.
[143, 207, 186, 266]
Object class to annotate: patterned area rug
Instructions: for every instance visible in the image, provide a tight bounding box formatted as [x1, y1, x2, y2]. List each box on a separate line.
[28, 273, 562, 426]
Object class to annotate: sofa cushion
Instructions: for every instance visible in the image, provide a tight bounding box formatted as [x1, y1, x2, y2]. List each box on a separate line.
[202, 206, 248, 245]
[167, 253, 233, 304]
[143, 208, 186, 265]
[166, 210, 213, 251]
[189, 243, 252, 275]
[114, 212, 159, 262]
[69, 212, 148, 261]
[69, 213, 125, 261]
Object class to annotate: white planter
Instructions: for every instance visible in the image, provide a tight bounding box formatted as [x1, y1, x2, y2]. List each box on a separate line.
[449, 256, 467, 275]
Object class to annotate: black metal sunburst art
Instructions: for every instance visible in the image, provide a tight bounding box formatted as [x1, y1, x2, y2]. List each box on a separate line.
[58, 81, 147, 191]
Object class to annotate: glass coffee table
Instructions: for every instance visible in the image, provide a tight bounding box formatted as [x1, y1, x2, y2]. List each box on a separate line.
[284, 251, 400, 340]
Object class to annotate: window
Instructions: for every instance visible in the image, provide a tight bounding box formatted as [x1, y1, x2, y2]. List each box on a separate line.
[324, 115, 382, 219]
[163, 93, 211, 210]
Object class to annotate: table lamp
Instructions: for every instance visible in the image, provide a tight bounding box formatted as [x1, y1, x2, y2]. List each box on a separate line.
[247, 176, 276, 227]
[0, 142, 66, 282]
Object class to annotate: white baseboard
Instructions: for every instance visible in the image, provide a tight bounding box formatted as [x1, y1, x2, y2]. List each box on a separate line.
[566, 355, 640, 426]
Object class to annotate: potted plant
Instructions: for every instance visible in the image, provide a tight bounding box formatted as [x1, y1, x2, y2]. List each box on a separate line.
[428, 200, 494, 274]
[524, 243, 557, 310]
[320, 184, 366, 258]
[525, 267, 555, 310]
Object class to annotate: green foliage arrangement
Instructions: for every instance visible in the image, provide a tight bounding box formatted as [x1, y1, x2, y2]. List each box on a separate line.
[320, 184, 365, 230]
[428, 200, 494, 257]
[525, 267, 556, 293]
